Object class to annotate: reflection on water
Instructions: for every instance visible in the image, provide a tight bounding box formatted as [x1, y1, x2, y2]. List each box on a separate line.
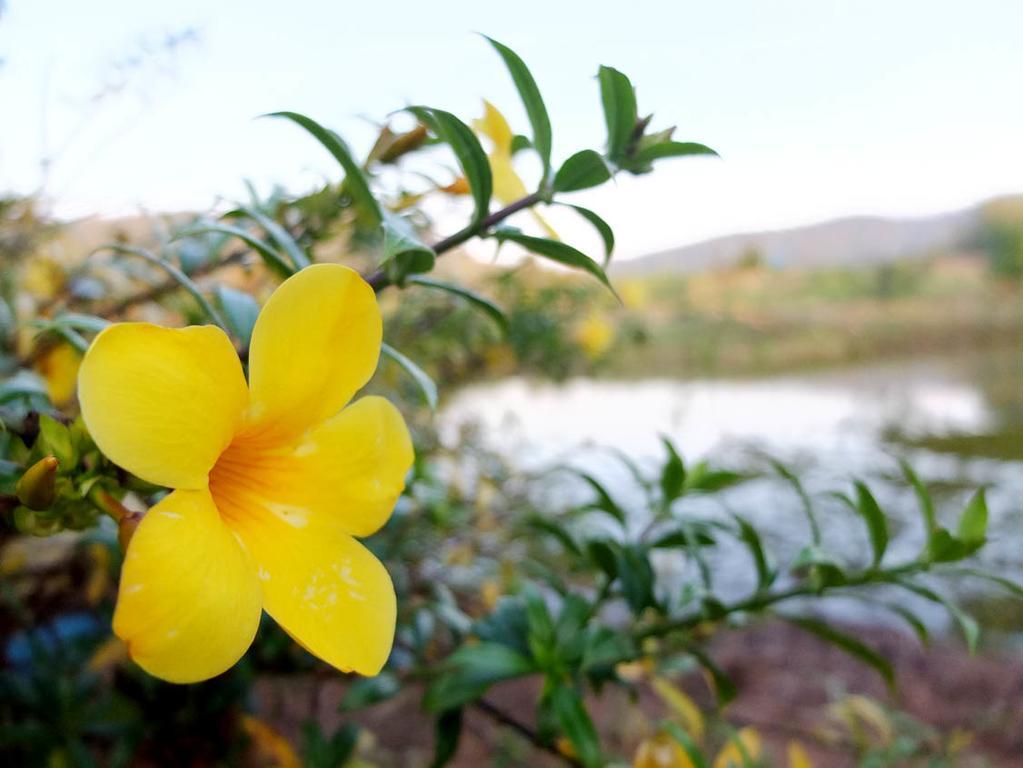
[440, 350, 1023, 632]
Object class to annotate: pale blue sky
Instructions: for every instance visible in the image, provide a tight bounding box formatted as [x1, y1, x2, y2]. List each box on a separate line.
[2, 0, 1021, 258]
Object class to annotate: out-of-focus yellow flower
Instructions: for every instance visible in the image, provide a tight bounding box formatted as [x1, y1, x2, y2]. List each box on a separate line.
[78, 264, 414, 683]
[473, 100, 557, 239]
[787, 740, 813, 768]
[712, 728, 761, 768]
[480, 578, 501, 610]
[22, 256, 66, 300]
[574, 314, 615, 360]
[634, 733, 695, 768]
[240, 715, 301, 768]
[615, 656, 654, 682]
[650, 676, 705, 742]
[620, 280, 649, 311]
[34, 343, 82, 406]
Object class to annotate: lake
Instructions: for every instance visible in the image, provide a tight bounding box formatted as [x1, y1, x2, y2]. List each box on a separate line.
[439, 347, 1023, 637]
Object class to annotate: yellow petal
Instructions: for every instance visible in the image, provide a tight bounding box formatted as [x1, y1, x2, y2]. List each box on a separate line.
[490, 153, 530, 205]
[475, 99, 514, 152]
[211, 396, 413, 538]
[34, 342, 81, 406]
[231, 515, 395, 676]
[78, 323, 247, 489]
[246, 264, 382, 440]
[113, 489, 262, 683]
[713, 728, 762, 768]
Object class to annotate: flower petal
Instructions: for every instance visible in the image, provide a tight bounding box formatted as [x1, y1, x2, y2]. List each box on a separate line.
[113, 489, 262, 683]
[212, 396, 412, 538]
[78, 323, 247, 489]
[231, 517, 395, 675]
[246, 264, 381, 439]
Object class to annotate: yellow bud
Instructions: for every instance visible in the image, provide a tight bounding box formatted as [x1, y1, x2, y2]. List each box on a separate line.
[15, 456, 59, 511]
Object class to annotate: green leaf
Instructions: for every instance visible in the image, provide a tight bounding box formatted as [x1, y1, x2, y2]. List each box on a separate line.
[550, 685, 602, 768]
[231, 204, 310, 270]
[586, 539, 619, 580]
[381, 210, 436, 278]
[177, 223, 294, 278]
[956, 488, 988, 544]
[408, 275, 507, 333]
[100, 243, 230, 331]
[559, 204, 615, 265]
[552, 149, 612, 193]
[48, 313, 110, 334]
[853, 481, 889, 566]
[265, 111, 383, 226]
[598, 65, 638, 162]
[954, 568, 1023, 599]
[616, 544, 657, 614]
[899, 459, 937, 539]
[491, 228, 616, 295]
[0, 371, 48, 405]
[429, 708, 463, 768]
[632, 141, 718, 166]
[38, 414, 74, 467]
[686, 647, 737, 707]
[928, 528, 984, 563]
[339, 672, 401, 711]
[791, 545, 847, 589]
[572, 470, 626, 526]
[659, 435, 686, 505]
[474, 597, 531, 656]
[524, 515, 582, 556]
[484, 36, 552, 178]
[380, 343, 437, 412]
[895, 579, 979, 654]
[661, 722, 709, 768]
[733, 514, 774, 590]
[215, 285, 260, 346]
[424, 643, 535, 712]
[771, 459, 821, 545]
[408, 106, 492, 227]
[786, 616, 895, 692]
[649, 525, 716, 550]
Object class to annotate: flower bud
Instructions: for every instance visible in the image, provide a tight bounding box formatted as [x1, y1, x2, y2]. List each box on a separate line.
[15, 456, 59, 511]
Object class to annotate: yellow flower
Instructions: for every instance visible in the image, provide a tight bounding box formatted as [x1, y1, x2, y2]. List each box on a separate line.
[77, 264, 413, 683]
[574, 314, 614, 360]
[712, 728, 761, 768]
[34, 342, 82, 406]
[473, 100, 558, 239]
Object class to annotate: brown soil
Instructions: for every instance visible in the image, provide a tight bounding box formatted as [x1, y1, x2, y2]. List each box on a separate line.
[255, 621, 1023, 766]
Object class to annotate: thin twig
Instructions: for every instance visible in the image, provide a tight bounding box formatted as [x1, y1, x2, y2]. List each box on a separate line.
[473, 697, 582, 767]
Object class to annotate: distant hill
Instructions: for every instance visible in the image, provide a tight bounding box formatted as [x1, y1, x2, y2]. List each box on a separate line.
[611, 198, 1023, 277]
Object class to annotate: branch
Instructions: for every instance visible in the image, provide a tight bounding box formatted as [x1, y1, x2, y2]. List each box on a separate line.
[366, 191, 544, 292]
[472, 698, 582, 767]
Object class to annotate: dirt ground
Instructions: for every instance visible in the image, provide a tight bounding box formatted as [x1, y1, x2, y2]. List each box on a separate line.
[255, 621, 1023, 766]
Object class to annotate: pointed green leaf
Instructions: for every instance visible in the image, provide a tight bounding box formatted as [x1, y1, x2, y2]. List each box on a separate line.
[733, 514, 774, 589]
[550, 685, 602, 768]
[176, 223, 294, 278]
[895, 579, 979, 653]
[215, 285, 260, 346]
[408, 106, 492, 227]
[786, 616, 895, 692]
[231, 204, 310, 270]
[424, 643, 535, 712]
[265, 111, 383, 226]
[381, 343, 437, 411]
[661, 722, 709, 768]
[491, 229, 616, 295]
[558, 203, 614, 265]
[552, 149, 612, 193]
[853, 481, 889, 566]
[899, 459, 937, 539]
[598, 65, 637, 161]
[633, 140, 718, 166]
[659, 435, 686, 505]
[686, 647, 737, 707]
[408, 275, 507, 333]
[381, 210, 436, 277]
[957, 488, 988, 544]
[484, 36, 552, 178]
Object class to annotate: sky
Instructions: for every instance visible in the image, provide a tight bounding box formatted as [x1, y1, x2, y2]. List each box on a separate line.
[1, 0, 1022, 260]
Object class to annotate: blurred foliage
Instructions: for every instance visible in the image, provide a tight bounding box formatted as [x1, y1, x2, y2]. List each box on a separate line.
[976, 196, 1023, 280]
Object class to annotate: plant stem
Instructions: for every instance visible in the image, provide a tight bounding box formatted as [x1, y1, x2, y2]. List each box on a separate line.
[473, 698, 582, 767]
[366, 190, 544, 292]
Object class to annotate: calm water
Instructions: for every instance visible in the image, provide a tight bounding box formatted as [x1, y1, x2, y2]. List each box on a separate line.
[439, 349, 1023, 634]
